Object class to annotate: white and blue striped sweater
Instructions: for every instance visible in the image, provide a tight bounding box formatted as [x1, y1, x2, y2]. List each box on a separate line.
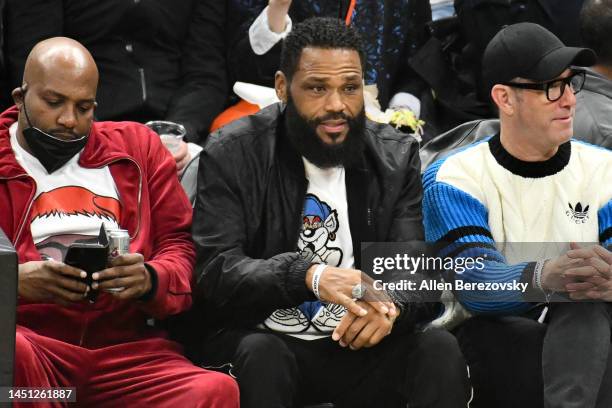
[423, 135, 612, 314]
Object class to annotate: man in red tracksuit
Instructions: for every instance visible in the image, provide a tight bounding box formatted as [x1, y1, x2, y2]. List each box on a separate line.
[0, 37, 238, 407]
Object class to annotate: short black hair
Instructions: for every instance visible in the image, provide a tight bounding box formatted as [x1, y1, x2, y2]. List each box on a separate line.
[279, 17, 365, 81]
[580, 0, 612, 65]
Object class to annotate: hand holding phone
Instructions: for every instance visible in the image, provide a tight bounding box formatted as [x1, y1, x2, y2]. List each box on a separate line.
[64, 242, 109, 302]
[17, 260, 90, 306]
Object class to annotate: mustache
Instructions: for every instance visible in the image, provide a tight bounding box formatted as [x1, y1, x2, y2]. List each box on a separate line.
[310, 112, 350, 126]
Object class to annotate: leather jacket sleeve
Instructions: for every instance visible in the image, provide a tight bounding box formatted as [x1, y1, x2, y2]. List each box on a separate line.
[192, 138, 315, 317]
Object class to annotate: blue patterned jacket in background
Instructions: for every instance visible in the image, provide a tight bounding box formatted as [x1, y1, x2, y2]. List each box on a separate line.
[226, 0, 431, 110]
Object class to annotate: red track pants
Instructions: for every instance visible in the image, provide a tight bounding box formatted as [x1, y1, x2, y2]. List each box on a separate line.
[14, 325, 239, 408]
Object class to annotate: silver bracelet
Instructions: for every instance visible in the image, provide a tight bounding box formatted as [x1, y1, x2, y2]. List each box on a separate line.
[534, 259, 553, 302]
[311, 264, 327, 300]
[533, 260, 546, 291]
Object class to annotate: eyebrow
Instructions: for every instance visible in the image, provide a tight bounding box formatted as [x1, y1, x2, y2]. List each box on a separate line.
[304, 74, 362, 82]
[42, 90, 96, 104]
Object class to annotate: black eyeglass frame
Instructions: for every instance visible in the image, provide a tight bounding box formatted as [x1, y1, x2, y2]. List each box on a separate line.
[500, 69, 586, 102]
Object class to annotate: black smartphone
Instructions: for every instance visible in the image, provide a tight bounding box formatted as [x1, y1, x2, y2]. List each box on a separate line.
[64, 243, 108, 302]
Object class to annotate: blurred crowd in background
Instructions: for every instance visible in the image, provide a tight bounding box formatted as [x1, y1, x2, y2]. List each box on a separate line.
[0, 0, 592, 145]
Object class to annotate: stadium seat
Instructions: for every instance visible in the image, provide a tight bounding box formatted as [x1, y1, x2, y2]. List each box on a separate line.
[0, 227, 18, 402]
[420, 118, 500, 172]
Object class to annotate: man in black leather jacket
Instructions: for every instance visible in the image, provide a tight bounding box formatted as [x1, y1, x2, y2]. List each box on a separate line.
[190, 17, 469, 408]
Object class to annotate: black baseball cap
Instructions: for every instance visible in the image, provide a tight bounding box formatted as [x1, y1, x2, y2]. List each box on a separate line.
[482, 22, 596, 92]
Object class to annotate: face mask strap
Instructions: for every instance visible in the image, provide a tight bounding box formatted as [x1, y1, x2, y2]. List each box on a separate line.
[20, 86, 37, 129]
[19, 86, 90, 142]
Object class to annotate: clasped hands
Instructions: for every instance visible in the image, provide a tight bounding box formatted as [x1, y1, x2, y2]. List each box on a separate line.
[18, 253, 152, 306]
[305, 265, 398, 351]
[541, 243, 612, 300]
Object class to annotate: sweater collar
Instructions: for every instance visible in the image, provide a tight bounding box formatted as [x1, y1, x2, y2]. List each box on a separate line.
[488, 133, 571, 178]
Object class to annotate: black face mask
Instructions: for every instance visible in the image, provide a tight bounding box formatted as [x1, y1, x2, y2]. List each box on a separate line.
[21, 91, 89, 173]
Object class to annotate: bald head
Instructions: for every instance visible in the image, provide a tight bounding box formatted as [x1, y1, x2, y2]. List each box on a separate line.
[23, 37, 98, 90]
[13, 37, 99, 145]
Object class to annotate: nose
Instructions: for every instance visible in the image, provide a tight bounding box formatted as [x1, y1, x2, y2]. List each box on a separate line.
[324, 89, 345, 113]
[57, 106, 77, 129]
[558, 83, 576, 109]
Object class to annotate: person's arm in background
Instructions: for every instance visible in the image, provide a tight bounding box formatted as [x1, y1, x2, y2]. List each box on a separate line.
[388, 0, 432, 117]
[227, 1, 293, 87]
[165, 0, 228, 146]
[5, 0, 63, 90]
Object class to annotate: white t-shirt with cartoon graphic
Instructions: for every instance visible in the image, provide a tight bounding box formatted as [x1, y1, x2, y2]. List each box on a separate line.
[10, 123, 121, 261]
[261, 157, 355, 340]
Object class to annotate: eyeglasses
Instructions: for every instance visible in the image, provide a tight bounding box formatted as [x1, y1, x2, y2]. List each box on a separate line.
[501, 70, 586, 102]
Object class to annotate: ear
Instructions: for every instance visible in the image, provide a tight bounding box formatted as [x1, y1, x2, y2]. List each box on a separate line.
[275, 71, 288, 103]
[491, 84, 516, 116]
[12, 86, 25, 108]
[324, 210, 339, 233]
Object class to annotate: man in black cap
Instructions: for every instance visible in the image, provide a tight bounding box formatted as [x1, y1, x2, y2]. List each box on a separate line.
[422, 22, 612, 408]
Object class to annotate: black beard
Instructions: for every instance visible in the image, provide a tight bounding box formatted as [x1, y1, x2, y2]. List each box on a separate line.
[284, 97, 366, 168]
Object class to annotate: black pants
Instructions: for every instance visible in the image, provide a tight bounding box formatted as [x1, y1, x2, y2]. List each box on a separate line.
[198, 328, 470, 408]
[543, 302, 612, 408]
[456, 304, 612, 408]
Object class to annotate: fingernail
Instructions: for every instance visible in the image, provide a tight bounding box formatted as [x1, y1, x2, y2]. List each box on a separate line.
[339, 341, 346, 347]
[332, 333, 339, 341]
[359, 309, 367, 316]
[92, 282, 98, 290]
[80, 271, 87, 279]
[92, 273, 99, 280]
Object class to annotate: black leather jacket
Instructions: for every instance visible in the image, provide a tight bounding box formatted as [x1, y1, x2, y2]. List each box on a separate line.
[191, 103, 436, 337]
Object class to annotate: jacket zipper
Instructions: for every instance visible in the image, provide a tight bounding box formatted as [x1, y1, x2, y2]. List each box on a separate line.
[94, 156, 143, 240]
[138, 68, 147, 102]
[1, 173, 37, 245]
[79, 315, 89, 346]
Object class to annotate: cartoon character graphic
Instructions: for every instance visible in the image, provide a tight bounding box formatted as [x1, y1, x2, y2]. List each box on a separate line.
[29, 186, 121, 260]
[263, 194, 347, 335]
[298, 194, 343, 267]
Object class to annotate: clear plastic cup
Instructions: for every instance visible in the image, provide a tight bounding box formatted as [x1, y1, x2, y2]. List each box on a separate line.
[145, 121, 186, 154]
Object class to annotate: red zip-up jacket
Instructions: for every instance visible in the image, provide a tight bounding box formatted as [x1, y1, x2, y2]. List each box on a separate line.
[0, 106, 196, 348]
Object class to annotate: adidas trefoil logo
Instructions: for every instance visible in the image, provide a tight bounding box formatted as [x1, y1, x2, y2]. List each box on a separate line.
[566, 202, 590, 224]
